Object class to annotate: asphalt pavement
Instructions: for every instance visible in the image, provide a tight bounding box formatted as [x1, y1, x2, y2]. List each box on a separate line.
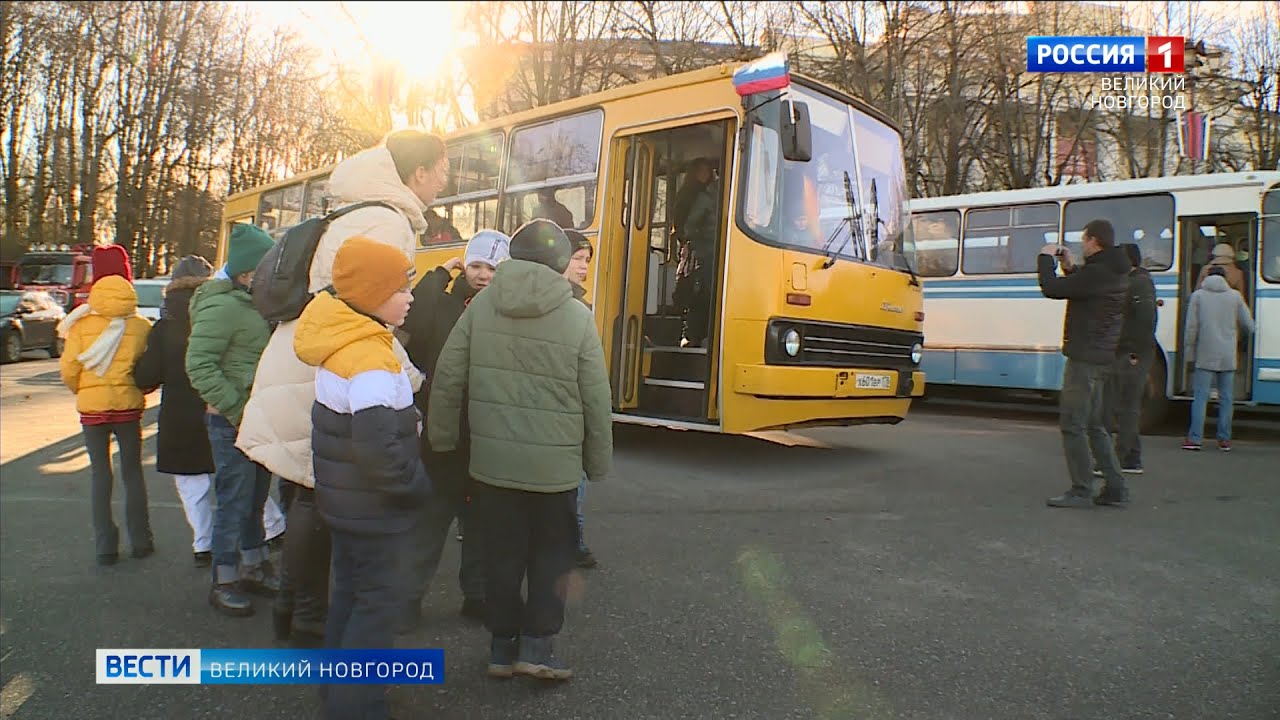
[1, 356, 1277, 720]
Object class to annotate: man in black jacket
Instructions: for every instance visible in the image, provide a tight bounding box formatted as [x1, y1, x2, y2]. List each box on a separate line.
[1038, 219, 1133, 508]
[1103, 244, 1158, 474]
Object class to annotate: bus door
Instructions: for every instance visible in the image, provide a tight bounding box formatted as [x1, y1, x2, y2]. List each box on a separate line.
[603, 117, 733, 421]
[1175, 213, 1257, 400]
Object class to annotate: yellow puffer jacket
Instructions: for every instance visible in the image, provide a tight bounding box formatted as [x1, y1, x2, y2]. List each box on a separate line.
[59, 276, 152, 415]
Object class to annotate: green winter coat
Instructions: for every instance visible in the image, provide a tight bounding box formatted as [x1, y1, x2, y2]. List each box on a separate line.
[427, 259, 613, 492]
[185, 279, 271, 426]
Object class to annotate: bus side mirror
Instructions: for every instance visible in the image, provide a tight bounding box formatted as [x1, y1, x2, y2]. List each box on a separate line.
[781, 100, 812, 162]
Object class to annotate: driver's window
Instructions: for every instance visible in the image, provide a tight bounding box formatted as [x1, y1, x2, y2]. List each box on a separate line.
[744, 123, 779, 232]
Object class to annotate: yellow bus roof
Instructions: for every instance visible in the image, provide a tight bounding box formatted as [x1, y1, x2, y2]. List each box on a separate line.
[224, 64, 891, 204]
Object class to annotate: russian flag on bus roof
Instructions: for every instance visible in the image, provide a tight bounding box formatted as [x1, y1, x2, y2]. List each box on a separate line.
[732, 52, 790, 96]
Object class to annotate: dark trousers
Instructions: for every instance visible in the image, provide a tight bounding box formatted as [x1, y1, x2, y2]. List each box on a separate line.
[1059, 359, 1125, 496]
[82, 420, 152, 556]
[325, 529, 402, 720]
[205, 413, 270, 572]
[277, 486, 330, 634]
[475, 483, 576, 639]
[401, 495, 484, 624]
[1104, 355, 1149, 466]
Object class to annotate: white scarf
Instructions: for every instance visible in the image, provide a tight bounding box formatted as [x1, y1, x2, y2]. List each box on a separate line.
[56, 303, 92, 339]
[78, 317, 128, 376]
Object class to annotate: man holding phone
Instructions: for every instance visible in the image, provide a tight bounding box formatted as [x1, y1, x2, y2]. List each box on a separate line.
[1037, 220, 1134, 509]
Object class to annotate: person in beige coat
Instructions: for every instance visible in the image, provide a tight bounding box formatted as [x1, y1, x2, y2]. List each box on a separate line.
[1196, 243, 1247, 298]
[235, 130, 449, 643]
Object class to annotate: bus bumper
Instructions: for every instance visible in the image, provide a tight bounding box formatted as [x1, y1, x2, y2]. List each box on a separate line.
[732, 365, 926, 399]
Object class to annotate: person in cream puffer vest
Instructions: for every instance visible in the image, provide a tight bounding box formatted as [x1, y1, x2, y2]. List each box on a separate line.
[236, 130, 448, 645]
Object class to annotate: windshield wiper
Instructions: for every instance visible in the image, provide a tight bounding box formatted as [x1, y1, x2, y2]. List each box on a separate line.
[820, 171, 862, 269]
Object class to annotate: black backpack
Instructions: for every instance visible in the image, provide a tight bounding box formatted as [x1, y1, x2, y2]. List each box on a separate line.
[250, 200, 400, 323]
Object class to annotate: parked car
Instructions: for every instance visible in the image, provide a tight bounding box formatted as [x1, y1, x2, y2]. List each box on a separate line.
[1, 290, 66, 363]
[133, 277, 171, 322]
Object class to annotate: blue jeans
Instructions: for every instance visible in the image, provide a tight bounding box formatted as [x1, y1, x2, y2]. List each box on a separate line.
[1188, 369, 1235, 443]
[575, 475, 587, 552]
[326, 530, 401, 720]
[206, 414, 271, 572]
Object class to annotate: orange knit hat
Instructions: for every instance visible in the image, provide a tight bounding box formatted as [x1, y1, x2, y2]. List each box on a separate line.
[332, 237, 415, 315]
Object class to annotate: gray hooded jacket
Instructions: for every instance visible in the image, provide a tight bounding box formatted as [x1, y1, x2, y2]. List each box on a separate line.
[1185, 274, 1255, 372]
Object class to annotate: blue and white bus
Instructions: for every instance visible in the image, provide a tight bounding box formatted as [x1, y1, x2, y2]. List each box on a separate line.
[907, 171, 1280, 426]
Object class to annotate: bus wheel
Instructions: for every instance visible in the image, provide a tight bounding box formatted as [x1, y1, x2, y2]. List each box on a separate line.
[1140, 359, 1169, 434]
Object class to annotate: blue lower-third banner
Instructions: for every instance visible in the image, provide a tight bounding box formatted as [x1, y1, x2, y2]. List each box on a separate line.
[96, 649, 445, 685]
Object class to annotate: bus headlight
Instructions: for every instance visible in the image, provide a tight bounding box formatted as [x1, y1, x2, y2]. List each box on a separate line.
[783, 329, 801, 357]
[911, 343, 923, 364]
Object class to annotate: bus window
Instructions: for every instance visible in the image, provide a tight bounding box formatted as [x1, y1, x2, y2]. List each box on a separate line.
[279, 183, 304, 231]
[1063, 194, 1174, 270]
[258, 189, 283, 233]
[439, 199, 499, 243]
[908, 210, 960, 277]
[430, 132, 503, 242]
[743, 123, 780, 234]
[962, 203, 1058, 275]
[504, 110, 603, 231]
[1262, 189, 1280, 283]
[853, 110, 910, 270]
[454, 134, 503, 196]
[304, 177, 333, 219]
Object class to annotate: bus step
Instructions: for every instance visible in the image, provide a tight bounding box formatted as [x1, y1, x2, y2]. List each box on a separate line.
[645, 347, 709, 383]
[639, 381, 707, 418]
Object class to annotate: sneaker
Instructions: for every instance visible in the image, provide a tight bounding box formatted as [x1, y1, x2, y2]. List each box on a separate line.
[460, 598, 486, 623]
[1094, 488, 1131, 507]
[487, 635, 518, 679]
[209, 582, 254, 617]
[239, 560, 281, 597]
[1181, 439, 1201, 451]
[1091, 467, 1103, 477]
[193, 551, 212, 568]
[131, 545, 155, 560]
[97, 553, 119, 566]
[1218, 440, 1232, 452]
[576, 548, 598, 569]
[1046, 492, 1095, 509]
[1120, 463, 1144, 474]
[514, 635, 573, 681]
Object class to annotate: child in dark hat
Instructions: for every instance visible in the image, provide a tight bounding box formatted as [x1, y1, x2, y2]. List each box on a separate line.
[134, 256, 219, 567]
[427, 218, 613, 681]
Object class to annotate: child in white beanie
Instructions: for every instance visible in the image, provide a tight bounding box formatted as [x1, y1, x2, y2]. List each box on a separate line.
[398, 228, 511, 630]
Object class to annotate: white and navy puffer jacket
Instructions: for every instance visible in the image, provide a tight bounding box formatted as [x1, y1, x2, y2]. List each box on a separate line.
[294, 290, 430, 535]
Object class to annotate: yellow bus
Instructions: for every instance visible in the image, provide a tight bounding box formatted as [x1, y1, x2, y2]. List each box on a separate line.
[219, 62, 926, 435]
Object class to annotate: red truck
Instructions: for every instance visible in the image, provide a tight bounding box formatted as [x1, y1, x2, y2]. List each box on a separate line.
[11, 243, 95, 311]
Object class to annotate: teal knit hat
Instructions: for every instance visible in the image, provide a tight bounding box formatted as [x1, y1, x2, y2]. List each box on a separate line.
[226, 224, 275, 277]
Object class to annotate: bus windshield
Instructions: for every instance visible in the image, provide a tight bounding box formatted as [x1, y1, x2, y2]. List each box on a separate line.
[740, 84, 911, 272]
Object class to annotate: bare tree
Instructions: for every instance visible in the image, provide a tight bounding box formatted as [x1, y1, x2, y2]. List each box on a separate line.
[1227, 1, 1280, 170]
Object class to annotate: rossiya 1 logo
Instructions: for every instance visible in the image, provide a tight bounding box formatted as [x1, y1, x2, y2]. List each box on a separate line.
[1026, 35, 1190, 112]
[1026, 36, 1184, 73]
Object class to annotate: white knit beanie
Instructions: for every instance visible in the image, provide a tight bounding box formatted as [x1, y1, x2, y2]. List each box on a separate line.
[463, 230, 511, 269]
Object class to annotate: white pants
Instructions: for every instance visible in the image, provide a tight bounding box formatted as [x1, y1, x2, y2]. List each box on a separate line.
[173, 474, 286, 553]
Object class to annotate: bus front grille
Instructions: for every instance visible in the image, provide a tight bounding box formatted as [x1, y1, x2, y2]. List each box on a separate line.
[765, 319, 922, 371]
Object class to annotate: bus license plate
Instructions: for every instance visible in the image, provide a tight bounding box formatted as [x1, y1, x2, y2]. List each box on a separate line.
[855, 373, 893, 391]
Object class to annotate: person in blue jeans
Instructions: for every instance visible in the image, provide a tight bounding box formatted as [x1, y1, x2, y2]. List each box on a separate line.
[1183, 265, 1255, 451]
[186, 225, 278, 616]
[565, 230, 599, 569]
